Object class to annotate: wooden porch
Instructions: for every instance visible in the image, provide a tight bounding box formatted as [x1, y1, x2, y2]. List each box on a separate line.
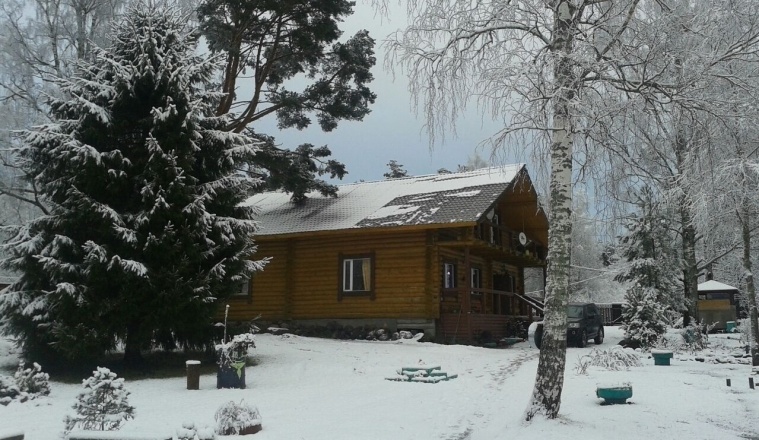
[438, 287, 543, 344]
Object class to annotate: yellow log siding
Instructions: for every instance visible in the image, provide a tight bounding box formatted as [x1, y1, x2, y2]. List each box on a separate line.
[228, 230, 433, 321]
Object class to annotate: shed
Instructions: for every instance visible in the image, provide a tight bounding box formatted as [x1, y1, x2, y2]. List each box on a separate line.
[697, 280, 741, 330]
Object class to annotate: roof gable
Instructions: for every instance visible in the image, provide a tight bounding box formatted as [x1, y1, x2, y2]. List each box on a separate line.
[246, 164, 526, 236]
[697, 280, 738, 292]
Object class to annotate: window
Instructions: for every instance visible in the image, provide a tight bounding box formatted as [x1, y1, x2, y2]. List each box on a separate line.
[339, 253, 375, 299]
[443, 263, 457, 289]
[233, 277, 250, 297]
[489, 214, 500, 244]
[471, 267, 482, 289]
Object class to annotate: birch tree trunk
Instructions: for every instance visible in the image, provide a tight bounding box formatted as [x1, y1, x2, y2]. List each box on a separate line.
[740, 188, 759, 366]
[672, 110, 699, 326]
[524, 0, 576, 420]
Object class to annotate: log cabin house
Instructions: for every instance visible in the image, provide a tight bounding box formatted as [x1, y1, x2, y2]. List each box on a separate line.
[229, 165, 548, 344]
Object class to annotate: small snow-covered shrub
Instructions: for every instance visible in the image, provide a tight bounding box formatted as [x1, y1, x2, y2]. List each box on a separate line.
[621, 285, 668, 349]
[63, 367, 135, 433]
[577, 347, 642, 373]
[14, 362, 50, 397]
[215, 400, 262, 435]
[574, 355, 592, 375]
[0, 362, 50, 405]
[681, 320, 717, 352]
[177, 421, 216, 440]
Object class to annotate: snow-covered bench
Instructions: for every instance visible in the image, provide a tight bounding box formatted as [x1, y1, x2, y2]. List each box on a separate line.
[0, 430, 24, 440]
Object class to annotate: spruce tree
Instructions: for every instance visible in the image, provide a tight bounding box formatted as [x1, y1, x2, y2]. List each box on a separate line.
[64, 367, 135, 433]
[0, 3, 264, 365]
[616, 186, 680, 347]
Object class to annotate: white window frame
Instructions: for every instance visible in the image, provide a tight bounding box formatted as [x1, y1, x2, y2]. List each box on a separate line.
[342, 257, 372, 292]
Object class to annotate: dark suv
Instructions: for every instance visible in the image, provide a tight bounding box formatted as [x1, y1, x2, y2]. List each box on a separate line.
[533, 302, 604, 348]
[566, 302, 604, 347]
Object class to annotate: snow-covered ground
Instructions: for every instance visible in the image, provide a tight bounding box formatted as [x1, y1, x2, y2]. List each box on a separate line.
[1, 327, 758, 440]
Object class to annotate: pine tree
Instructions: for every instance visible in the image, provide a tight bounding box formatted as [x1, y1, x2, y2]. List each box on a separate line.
[621, 285, 668, 348]
[383, 160, 408, 179]
[196, 0, 375, 201]
[64, 367, 135, 433]
[0, 3, 264, 365]
[616, 186, 679, 347]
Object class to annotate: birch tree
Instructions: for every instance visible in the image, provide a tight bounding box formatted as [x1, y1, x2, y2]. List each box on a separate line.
[595, 0, 759, 325]
[712, 105, 759, 366]
[0, 0, 124, 216]
[388, 0, 759, 418]
[387, 0, 667, 420]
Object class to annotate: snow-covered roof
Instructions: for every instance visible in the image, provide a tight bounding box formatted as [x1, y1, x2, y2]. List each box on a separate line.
[697, 280, 738, 292]
[245, 165, 525, 236]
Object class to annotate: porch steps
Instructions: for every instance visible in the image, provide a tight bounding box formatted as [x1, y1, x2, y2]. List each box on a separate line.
[385, 365, 458, 383]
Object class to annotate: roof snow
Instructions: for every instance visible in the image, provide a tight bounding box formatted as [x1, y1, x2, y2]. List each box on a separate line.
[697, 280, 738, 292]
[245, 165, 524, 236]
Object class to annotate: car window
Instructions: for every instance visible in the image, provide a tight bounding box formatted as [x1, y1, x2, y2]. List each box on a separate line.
[567, 305, 584, 318]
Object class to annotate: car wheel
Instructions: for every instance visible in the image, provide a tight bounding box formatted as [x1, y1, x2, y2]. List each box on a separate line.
[577, 330, 587, 348]
[594, 326, 604, 345]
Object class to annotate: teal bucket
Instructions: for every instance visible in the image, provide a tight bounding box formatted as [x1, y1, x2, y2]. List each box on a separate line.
[726, 321, 737, 333]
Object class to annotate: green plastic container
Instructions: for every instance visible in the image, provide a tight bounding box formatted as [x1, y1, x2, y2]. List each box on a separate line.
[652, 350, 673, 366]
[726, 321, 737, 333]
[596, 385, 633, 404]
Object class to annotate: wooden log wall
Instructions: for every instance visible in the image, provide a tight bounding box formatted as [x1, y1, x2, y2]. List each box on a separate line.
[227, 229, 436, 321]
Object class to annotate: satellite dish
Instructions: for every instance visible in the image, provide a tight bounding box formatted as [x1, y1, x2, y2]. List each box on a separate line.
[518, 232, 527, 246]
[486, 210, 494, 220]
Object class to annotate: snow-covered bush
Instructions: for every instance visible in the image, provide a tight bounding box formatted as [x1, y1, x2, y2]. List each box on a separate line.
[576, 347, 642, 374]
[214, 400, 262, 435]
[0, 362, 50, 405]
[621, 285, 668, 348]
[14, 362, 50, 397]
[216, 333, 257, 369]
[574, 355, 592, 375]
[681, 320, 716, 352]
[63, 367, 135, 433]
[177, 421, 216, 440]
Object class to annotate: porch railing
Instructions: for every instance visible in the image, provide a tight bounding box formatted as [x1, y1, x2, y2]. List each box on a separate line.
[441, 287, 544, 316]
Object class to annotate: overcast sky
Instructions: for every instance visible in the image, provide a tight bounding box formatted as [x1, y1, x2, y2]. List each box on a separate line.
[253, 2, 532, 184]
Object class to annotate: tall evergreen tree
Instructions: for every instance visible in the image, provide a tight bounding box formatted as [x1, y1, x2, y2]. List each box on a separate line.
[0, 3, 264, 365]
[615, 186, 680, 347]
